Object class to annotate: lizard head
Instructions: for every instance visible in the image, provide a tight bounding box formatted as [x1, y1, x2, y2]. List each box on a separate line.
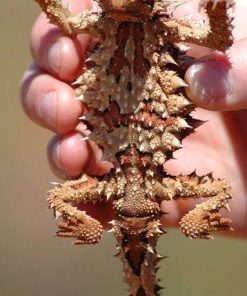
[98, 0, 155, 21]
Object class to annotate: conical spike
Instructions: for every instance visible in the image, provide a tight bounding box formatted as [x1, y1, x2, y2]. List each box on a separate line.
[154, 227, 164, 234]
[165, 54, 178, 65]
[189, 169, 197, 177]
[50, 181, 60, 186]
[223, 203, 231, 212]
[160, 210, 169, 215]
[114, 252, 121, 258]
[171, 76, 188, 90]
[190, 119, 207, 129]
[71, 75, 83, 85]
[80, 136, 89, 142]
[177, 118, 192, 129]
[174, 43, 191, 53]
[147, 246, 155, 254]
[154, 284, 165, 293]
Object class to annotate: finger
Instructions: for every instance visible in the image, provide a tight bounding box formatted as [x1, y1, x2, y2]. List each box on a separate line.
[160, 199, 196, 229]
[48, 131, 112, 179]
[185, 39, 247, 111]
[78, 201, 115, 229]
[173, 0, 201, 19]
[30, 0, 93, 81]
[21, 64, 83, 134]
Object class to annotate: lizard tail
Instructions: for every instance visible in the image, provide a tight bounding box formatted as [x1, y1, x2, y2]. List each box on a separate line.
[113, 229, 166, 296]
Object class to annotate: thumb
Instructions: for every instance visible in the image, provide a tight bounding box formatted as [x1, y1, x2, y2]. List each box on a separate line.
[185, 38, 247, 111]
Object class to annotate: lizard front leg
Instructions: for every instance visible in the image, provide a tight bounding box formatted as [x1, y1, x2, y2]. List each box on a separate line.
[48, 174, 117, 244]
[199, 0, 235, 51]
[160, 0, 234, 51]
[34, 0, 101, 37]
[155, 174, 232, 239]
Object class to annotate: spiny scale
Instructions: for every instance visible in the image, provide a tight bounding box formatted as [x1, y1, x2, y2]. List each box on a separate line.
[33, 1, 235, 295]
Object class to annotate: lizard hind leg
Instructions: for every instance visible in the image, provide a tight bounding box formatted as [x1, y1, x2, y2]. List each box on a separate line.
[47, 174, 116, 245]
[177, 175, 232, 239]
[155, 174, 232, 239]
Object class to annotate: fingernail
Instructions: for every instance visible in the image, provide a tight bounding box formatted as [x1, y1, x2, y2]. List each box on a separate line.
[185, 52, 232, 108]
[51, 140, 64, 171]
[38, 91, 57, 129]
[46, 40, 61, 74]
[61, 0, 85, 13]
[48, 137, 69, 180]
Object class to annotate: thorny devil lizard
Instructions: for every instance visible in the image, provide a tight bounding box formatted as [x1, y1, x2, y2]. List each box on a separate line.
[33, 0, 235, 295]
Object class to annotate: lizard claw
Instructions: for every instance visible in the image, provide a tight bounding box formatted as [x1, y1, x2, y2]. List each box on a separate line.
[206, 212, 232, 234]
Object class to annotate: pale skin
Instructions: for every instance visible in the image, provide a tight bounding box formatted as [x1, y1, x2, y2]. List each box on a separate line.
[21, 0, 247, 237]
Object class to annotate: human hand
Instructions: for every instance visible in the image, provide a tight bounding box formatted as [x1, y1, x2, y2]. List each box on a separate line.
[163, 0, 247, 237]
[21, 0, 247, 237]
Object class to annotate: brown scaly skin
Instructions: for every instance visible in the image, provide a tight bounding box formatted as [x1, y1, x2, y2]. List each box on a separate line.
[33, 0, 235, 295]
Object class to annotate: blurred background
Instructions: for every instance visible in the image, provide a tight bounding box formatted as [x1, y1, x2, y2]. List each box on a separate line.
[0, 1, 246, 296]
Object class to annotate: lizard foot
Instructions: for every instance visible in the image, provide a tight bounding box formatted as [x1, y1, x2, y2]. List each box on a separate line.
[57, 216, 103, 245]
[180, 209, 232, 239]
